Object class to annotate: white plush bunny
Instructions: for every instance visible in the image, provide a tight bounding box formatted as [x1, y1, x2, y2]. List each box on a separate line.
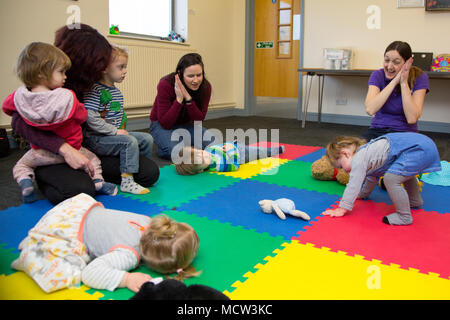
[259, 198, 310, 221]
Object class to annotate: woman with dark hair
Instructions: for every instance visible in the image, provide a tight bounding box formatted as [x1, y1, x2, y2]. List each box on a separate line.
[362, 41, 429, 141]
[11, 24, 159, 204]
[149, 53, 214, 160]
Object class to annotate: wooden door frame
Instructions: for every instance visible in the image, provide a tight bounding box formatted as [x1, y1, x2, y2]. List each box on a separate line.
[244, 0, 305, 120]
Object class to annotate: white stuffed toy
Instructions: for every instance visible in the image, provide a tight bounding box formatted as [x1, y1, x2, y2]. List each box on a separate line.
[259, 198, 310, 221]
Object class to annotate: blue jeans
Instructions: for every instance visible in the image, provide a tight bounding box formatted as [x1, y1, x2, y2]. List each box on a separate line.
[150, 121, 215, 160]
[84, 132, 153, 173]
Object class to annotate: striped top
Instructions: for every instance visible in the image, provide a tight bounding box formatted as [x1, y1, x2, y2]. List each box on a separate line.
[206, 143, 240, 172]
[84, 82, 127, 135]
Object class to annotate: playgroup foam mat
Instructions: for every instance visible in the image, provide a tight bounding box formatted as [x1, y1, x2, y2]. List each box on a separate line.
[0, 143, 449, 300]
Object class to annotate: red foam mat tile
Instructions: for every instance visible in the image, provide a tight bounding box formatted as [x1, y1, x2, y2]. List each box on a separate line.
[250, 142, 321, 160]
[294, 200, 450, 279]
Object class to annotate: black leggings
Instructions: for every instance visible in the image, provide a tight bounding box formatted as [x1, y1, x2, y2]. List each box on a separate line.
[35, 155, 160, 204]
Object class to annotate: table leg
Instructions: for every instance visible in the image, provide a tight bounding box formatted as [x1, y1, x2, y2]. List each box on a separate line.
[317, 75, 325, 123]
[302, 73, 313, 128]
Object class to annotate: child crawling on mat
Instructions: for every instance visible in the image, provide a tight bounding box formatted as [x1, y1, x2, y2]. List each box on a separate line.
[174, 142, 285, 175]
[322, 132, 441, 225]
[11, 193, 200, 293]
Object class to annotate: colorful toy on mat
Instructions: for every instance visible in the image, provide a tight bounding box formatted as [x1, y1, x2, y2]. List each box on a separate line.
[259, 198, 310, 221]
[431, 54, 450, 72]
[421, 161, 450, 187]
[311, 155, 349, 185]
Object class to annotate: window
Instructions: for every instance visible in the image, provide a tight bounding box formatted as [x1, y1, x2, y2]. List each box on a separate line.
[109, 0, 172, 38]
[277, 0, 293, 58]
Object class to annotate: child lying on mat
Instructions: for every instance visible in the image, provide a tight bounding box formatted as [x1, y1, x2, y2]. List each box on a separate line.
[174, 142, 284, 175]
[322, 132, 441, 225]
[11, 193, 200, 293]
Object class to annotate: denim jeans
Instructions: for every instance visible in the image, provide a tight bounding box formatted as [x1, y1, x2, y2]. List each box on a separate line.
[84, 131, 153, 173]
[150, 121, 215, 160]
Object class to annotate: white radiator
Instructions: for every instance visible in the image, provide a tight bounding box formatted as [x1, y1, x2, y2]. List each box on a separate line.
[109, 36, 194, 113]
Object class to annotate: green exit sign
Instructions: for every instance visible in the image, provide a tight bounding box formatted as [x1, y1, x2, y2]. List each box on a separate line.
[256, 41, 273, 49]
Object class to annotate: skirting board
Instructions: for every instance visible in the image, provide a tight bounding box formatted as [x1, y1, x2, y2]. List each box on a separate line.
[298, 112, 450, 134]
[127, 109, 449, 133]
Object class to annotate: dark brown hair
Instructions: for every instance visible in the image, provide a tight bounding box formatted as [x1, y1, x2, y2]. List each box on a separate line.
[167, 53, 211, 111]
[384, 41, 423, 89]
[54, 24, 112, 101]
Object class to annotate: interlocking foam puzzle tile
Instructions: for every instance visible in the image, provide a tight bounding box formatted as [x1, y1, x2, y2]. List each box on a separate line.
[211, 157, 289, 179]
[0, 244, 19, 276]
[95, 194, 167, 214]
[225, 241, 450, 300]
[0, 272, 104, 300]
[294, 147, 326, 162]
[87, 209, 285, 300]
[2, 143, 449, 300]
[0, 199, 53, 251]
[177, 179, 340, 240]
[121, 164, 241, 208]
[367, 181, 449, 214]
[294, 200, 450, 279]
[249, 142, 321, 160]
[250, 160, 346, 196]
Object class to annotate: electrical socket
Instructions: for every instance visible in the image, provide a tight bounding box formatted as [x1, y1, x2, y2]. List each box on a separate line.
[336, 98, 347, 105]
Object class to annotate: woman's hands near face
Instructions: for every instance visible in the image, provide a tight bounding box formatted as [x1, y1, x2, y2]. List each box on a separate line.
[175, 74, 192, 102]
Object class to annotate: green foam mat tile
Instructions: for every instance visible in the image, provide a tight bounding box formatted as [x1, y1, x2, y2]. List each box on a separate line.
[87, 209, 285, 300]
[0, 244, 19, 276]
[121, 165, 241, 208]
[250, 160, 346, 196]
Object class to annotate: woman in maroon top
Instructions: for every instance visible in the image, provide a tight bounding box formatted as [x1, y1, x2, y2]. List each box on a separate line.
[150, 53, 215, 160]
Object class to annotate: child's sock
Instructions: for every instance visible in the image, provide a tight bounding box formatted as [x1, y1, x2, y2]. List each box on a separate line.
[18, 178, 39, 203]
[120, 173, 150, 195]
[382, 212, 413, 226]
[93, 179, 118, 196]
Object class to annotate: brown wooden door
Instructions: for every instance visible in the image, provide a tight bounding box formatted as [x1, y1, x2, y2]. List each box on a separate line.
[254, 0, 300, 98]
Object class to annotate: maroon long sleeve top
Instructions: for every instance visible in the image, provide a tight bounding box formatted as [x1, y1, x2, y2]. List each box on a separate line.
[150, 75, 211, 130]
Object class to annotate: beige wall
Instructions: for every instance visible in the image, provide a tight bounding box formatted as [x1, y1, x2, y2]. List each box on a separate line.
[303, 0, 450, 124]
[0, 0, 246, 127]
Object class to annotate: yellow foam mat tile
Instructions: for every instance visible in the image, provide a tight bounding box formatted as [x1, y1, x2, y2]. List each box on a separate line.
[225, 241, 450, 300]
[0, 272, 104, 300]
[211, 157, 289, 179]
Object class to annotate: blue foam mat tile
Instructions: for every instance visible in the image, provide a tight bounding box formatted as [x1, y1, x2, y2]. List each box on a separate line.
[295, 148, 325, 162]
[0, 200, 53, 251]
[95, 194, 168, 215]
[361, 182, 449, 214]
[176, 179, 340, 240]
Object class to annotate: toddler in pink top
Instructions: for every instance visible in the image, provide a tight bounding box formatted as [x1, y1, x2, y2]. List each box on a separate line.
[2, 42, 117, 203]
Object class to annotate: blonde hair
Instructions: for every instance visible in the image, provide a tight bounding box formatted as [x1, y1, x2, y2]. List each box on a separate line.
[111, 44, 128, 60]
[140, 215, 201, 281]
[326, 136, 367, 165]
[16, 42, 71, 88]
[174, 146, 205, 175]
